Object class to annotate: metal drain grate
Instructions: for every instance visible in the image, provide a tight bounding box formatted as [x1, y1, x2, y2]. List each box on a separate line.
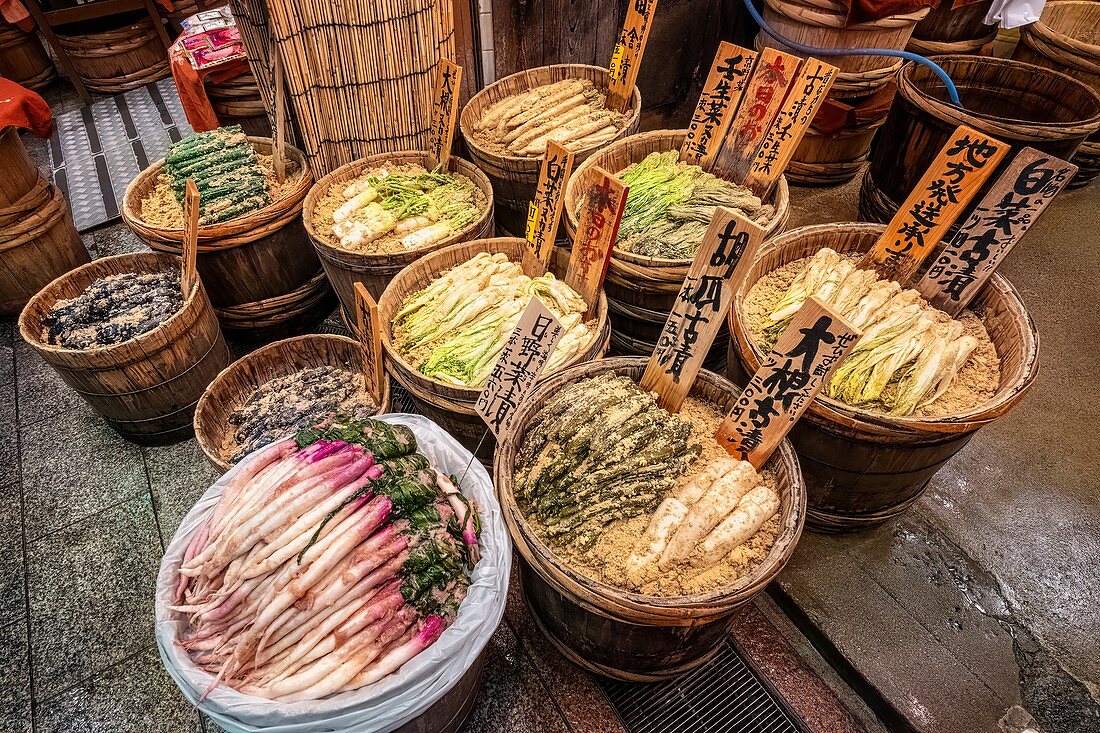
[599, 642, 802, 733]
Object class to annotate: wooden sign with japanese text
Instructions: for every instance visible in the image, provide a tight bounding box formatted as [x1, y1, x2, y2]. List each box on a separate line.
[916, 148, 1076, 314]
[709, 48, 801, 183]
[353, 282, 385, 404]
[716, 298, 861, 469]
[565, 166, 629, 318]
[744, 58, 838, 198]
[640, 208, 767, 413]
[272, 46, 286, 182]
[427, 59, 463, 170]
[182, 179, 199, 300]
[608, 0, 659, 113]
[526, 141, 576, 269]
[860, 125, 1010, 284]
[680, 42, 757, 167]
[475, 298, 564, 441]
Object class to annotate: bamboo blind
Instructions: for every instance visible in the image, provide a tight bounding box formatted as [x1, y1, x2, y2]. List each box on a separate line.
[227, 0, 280, 131]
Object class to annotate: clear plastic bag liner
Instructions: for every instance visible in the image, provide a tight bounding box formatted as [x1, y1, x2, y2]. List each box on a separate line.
[154, 414, 510, 733]
[985, 0, 1045, 28]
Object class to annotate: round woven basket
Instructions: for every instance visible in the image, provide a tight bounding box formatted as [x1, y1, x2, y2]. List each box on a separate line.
[494, 356, 805, 680]
[459, 64, 642, 211]
[193, 333, 393, 472]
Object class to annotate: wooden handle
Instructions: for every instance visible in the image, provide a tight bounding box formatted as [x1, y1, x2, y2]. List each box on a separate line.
[680, 42, 757, 167]
[564, 166, 629, 318]
[272, 46, 286, 183]
[526, 140, 576, 271]
[427, 59, 463, 170]
[353, 282, 385, 405]
[181, 179, 199, 300]
[607, 0, 659, 113]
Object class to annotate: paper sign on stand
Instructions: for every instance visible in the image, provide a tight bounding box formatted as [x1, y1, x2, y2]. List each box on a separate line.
[525, 141, 576, 270]
[680, 42, 758, 167]
[564, 166, 629, 319]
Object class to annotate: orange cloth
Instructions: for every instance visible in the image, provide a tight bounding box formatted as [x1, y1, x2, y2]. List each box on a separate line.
[0, 76, 52, 138]
[0, 0, 34, 33]
[169, 46, 250, 132]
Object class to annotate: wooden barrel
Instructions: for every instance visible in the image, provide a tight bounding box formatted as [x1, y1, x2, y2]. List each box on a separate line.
[786, 114, 888, 185]
[494, 357, 805, 680]
[562, 129, 789, 359]
[0, 126, 42, 208]
[0, 178, 90, 316]
[1014, 1, 1100, 187]
[206, 71, 272, 137]
[459, 64, 642, 212]
[0, 19, 56, 89]
[18, 252, 231, 445]
[166, 0, 199, 33]
[121, 136, 330, 339]
[55, 14, 169, 94]
[193, 333, 392, 471]
[908, 0, 996, 55]
[377, 237, 611, 463]
[303, 150, 494, 316]
[863, 55, 1100, 219]
[726, 223, 1039, 532]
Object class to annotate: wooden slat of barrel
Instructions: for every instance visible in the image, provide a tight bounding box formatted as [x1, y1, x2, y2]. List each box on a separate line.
[56, 15, 170, 94]
[0, 19, 56, 89]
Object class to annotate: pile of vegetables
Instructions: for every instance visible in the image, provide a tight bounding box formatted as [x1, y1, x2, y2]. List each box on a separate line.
[614, 151, 774, 259]
[393, 252, 595, 387]
[626, 456, 778, 586]
[172, 417, 480, 701]
[163, 125, 270, 225]
[328, 165, 482, 253]
[514, 373, 701, 549]
[43, 270, 183, 349]
[760, 248, 981, 416]
[471, 79, 627, 157]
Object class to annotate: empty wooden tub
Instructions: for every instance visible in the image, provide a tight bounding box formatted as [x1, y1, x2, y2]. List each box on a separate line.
[19, 252, 231, 445]
[460, 64, 642, 212]
[495, 357, 806, 680]
[727, 223, 1040, 532]
[55, 13, 169, 93]
[378, 237, 610, 463]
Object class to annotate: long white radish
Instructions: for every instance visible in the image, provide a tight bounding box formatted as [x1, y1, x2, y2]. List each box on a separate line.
[674, 457, 742, 506]
[502, 94, 586, 144]
[504, 80, 584, 131]
[692, 486, 780, 569]
[626, 498, 688, 586]
[660, 461, 759, 568]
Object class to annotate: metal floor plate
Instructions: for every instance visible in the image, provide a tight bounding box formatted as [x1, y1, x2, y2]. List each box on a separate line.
[599, 642, 801, 733]
[49, 78, 193, 232]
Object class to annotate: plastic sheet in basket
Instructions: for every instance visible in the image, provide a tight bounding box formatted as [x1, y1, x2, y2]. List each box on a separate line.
[154, 414, 510, 733]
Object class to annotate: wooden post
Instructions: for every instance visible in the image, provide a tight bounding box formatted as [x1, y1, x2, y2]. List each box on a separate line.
[353, 282, 385, 405]
[640, 208, 767, 413]
[916, 148, 1076, 315]
[181, 180, 200, 300]
[607, 0, 659, 113]
[272, 46, 287, 183]
[743, 58, 838, 199]
[708, 48, 802, 183]
[564, 166, 629, 318]
[860, 124, 1010, 284]
[526, 141, 576, 270]
[680, 42, 758, 167]
[715, 298, 861, 468]
[427, 59, 463, 170]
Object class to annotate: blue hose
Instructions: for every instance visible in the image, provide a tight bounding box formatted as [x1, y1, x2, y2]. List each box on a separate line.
[740, 0, 963, 106]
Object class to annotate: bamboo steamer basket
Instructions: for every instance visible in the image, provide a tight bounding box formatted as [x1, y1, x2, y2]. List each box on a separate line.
[863, 55, 1100, 219]
[122, 136, 329, 338]
[562, 129, 789, 358]
[907, 0, 996, 55]
[0, 19, 56, 89]
[303, 150, 494, 320]
[193, 333, 392, 471]
[0, 178, 90, 316]
[19, 252, 231, 445]
[727, 223, 1039, 532]
[377, 237, 611, 463]
[1014, 1, 1100, 187]
[459, 64, 643, 211]
[494, 357, 805, 680]
[55, 14, 169, 94]
[0, 126, 42, 208]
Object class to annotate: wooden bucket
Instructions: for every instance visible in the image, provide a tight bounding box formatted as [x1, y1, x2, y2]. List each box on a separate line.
[121, 136, 328, 339]
[55, 14, 169, 94]
[459, 64, 643, 211]
[863, 55, 1100, 218]
[907, 0, 996, 54]
[377, 237, 611, 463]
[207, 71, 271, 136]
[1014, 1, 1100, 187]
[726, 223, 1039, 532]
[193, 333, 392, 472]
[0, 126, 42, 208]
[0, 19, 56, 89]
[562, 129, 789, 358]
[0, 178, 90, 316]
[303, 150, 494, 319]
[752, 31, 902, 99]
[18, 252, 231, 445]
[494, 357, 805, 680]
[786, 115, 888, 185]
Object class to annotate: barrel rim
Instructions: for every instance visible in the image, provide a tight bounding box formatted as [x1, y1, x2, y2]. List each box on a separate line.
[762, 0, 930, 29]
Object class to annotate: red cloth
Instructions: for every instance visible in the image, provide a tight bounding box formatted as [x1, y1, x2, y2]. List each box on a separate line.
[0, 0, 34, 33]
[843, 0, 937, 25]
[0, 77, 52, 138]
[170, 51, 249, 132]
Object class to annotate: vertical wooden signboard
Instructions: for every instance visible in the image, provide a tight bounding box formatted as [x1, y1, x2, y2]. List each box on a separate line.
[607, 0, 659, 113]
[565, 167, 629, 318]
[680, 42, 758, 167]
[526, 141, 576, 269]
[353, 282, 385, 405]
[427, 59, 463, 170]
[182, 179, 200, 300]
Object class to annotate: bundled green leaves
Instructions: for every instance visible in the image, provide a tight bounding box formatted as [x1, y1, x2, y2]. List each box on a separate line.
[515, 373, 701, 549]
[164, 125, 270, 225]
[614, 151, 772, 259]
